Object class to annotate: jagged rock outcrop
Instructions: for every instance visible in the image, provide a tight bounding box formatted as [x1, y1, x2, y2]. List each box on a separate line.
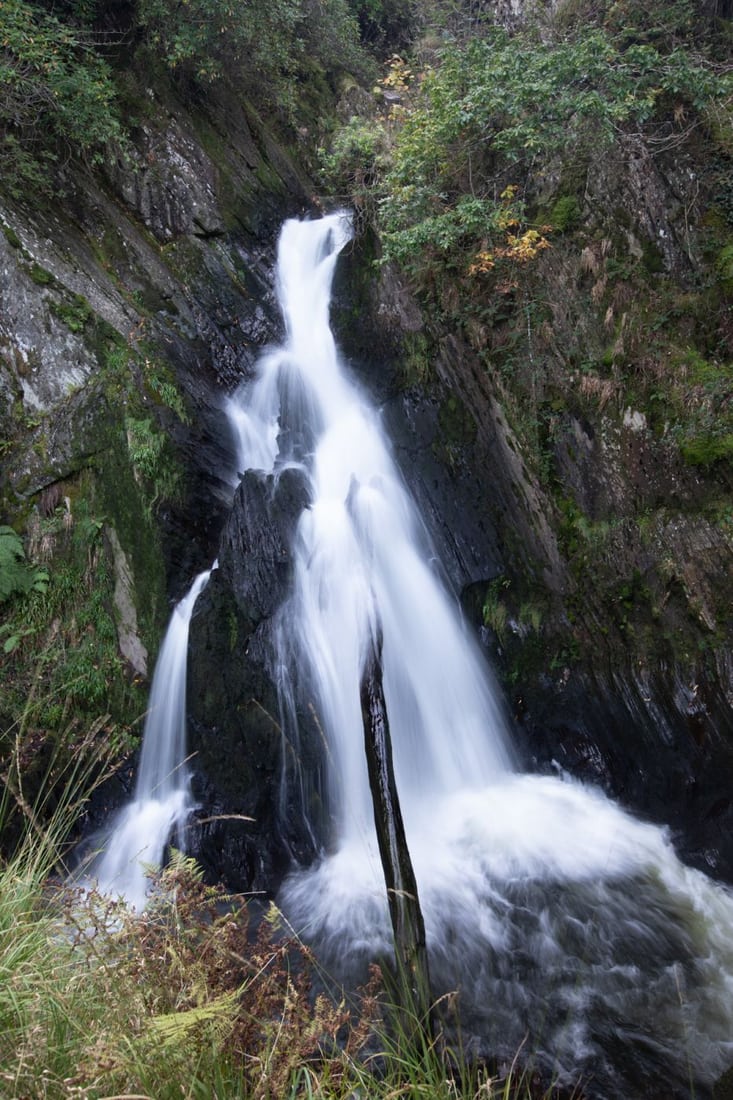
[187, 467, 323, 890]
[0, 71, 313, 838]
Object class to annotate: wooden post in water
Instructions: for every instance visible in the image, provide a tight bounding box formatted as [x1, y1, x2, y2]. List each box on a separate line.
[360, 623, 432, 1035]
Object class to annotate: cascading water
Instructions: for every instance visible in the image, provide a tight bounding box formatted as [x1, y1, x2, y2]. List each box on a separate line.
[87, 567, 212, 910]
[227, 211, 733, 1098]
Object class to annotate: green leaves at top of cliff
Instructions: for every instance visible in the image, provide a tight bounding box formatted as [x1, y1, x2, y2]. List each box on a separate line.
[322, 13, 732, 276]
[135, 0, 369, 107]
[0, 0, 122, 194]
[0, 0, 400, 198]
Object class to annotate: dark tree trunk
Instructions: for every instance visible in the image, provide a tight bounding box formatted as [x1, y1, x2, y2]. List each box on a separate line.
[360, 624, 432, 1033]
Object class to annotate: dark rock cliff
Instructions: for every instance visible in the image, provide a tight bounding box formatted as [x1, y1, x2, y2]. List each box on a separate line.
[0, 71, 313, 838]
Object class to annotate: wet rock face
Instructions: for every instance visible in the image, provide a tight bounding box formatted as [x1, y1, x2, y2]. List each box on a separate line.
[108, 116, 224, 243]
[0, 232, 100, 414]
[187, 467, 324, 892]
[515, 660, 733, 882]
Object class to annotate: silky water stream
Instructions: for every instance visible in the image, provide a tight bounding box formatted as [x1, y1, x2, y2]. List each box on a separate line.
[89, 211, 733, 1096]
[228, 213, 733, 1098]
[84, 567, 212, 911]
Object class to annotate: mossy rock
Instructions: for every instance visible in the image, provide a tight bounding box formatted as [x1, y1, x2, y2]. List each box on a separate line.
[550, 195, 581, 233]
[438, 394, 476, 446]
[716, 242, 733, 296]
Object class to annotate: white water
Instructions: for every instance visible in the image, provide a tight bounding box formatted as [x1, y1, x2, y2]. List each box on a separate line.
[86, 568, 212, 910]
[227, 212, 733, 1097]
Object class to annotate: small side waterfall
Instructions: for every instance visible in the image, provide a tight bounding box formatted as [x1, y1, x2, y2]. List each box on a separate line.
[88, 567, 212, 910]
[227, 213, 733, 1098]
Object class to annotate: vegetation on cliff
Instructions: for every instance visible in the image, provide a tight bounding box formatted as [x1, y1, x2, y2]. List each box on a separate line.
[0, 0, 386, 193]
[321, 0, 733, 712]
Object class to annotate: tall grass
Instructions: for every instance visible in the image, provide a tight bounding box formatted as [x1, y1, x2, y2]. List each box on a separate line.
[0, 720, 569, 1100]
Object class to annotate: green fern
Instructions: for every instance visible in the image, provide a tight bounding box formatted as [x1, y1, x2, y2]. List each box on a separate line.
[0, 526, 49, 604]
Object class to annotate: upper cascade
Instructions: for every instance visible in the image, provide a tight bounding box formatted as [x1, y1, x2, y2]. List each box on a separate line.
[227, 210, 514, 846]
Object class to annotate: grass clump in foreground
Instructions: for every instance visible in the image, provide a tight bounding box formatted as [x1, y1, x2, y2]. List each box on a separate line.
[0, 729, 569, 1100]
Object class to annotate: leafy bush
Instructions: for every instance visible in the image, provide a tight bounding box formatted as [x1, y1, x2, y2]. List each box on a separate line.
[347, 0, 422, 51]
[323, 19, 731, 281]
[379, 28, 729, 246]
[137, 0, 300, 85]
[137, 0, 367, 112]
[0, 0, 121, 192]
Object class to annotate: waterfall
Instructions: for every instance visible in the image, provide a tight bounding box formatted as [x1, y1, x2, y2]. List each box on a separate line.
[87, 567, 212, 910]
[228, 212, 733, 1098]
[227, 215, 512, 842]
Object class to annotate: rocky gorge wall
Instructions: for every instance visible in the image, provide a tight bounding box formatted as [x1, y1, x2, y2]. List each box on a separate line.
[0, 72, 312, 835]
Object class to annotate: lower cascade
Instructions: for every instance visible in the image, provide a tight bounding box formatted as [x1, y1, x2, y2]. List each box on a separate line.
[85, 567, 212, 911]
[95, 212, 733, 1096]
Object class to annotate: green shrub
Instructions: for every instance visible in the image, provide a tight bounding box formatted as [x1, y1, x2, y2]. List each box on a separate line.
[681, 432, 733, 466]
[137, 0, 366, 112]
[0, 0, 121, 193]
[324, 18, 731, 283]
[348, 0, 421, 50]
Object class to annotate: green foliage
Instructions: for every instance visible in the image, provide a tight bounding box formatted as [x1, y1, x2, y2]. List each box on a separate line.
[0, 499, 146, 767]
[29, 263, 53, 286]
[323, 17, 730, 287]
[2, 223, 22, 249]
[377, 27, 729, 259]
[348, 0, 421, 50]
[550, 195, 581, 233]
[717, 242, 733, 294]
[144, 358, 191, 423]
[138, 0, 299, 85]
[680, 431, 733, 466]
[137, 0, 366, 113]
[49, 293, 92, 333]
[320, 115, 388, 210]
[0, 527, 49, 604]
[603, 0, 695, 45]
[482, 575, 511, 643]
[648, 351, 733, 469]
[0, 0, 121, 193]
[125, 415, 181, 507]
